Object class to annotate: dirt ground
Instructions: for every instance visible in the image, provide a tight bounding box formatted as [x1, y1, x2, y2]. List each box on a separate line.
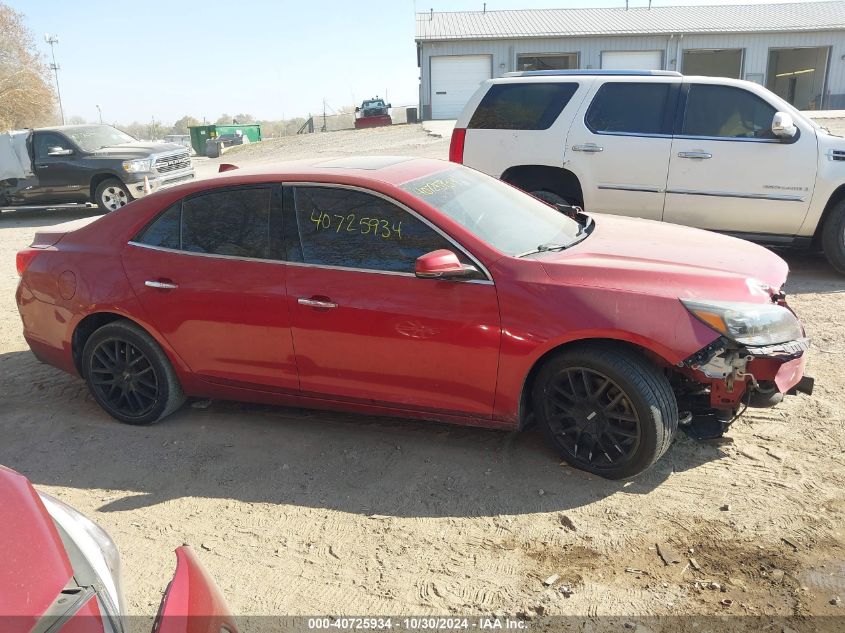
[1, 124, 844, 629]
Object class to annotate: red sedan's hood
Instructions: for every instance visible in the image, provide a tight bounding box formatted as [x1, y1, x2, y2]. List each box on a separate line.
[539, 214, 789, 301]
[0, 466, 74, 633]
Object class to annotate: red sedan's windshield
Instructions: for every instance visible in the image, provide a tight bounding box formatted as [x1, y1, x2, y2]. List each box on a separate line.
[400, 167, 582, 256]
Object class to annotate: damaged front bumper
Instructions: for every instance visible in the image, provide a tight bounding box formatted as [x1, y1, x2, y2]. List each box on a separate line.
[681, 336, 813, 410]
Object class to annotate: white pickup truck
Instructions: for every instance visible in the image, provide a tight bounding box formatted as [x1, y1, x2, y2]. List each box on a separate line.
[450, 70, 845, 274]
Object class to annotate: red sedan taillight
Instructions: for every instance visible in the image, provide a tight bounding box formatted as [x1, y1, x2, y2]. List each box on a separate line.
[449, 127, 466, 164]
[16, 249, 40, 276]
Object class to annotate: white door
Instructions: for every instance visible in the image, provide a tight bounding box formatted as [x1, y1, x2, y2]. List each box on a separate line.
[564, 79, 678, 220]
[601, 51, 663, 71]
[664, 82, 817, 235]
[431, 55, 492, 120]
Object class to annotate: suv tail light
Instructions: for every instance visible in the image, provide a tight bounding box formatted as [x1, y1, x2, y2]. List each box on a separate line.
[16, 249, 40, 276]
[449, 127, 466, 164]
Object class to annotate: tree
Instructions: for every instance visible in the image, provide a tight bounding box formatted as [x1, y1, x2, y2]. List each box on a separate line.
[0, 3, 57, 130]
[215, 113, 232, 125]
[170, 114, 200, 135]
[232, 113, 255, 124]
[67, 115, 86, 124]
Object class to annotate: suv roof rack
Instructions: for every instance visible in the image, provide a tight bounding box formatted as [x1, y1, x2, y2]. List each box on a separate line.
[504, 70, 682, 78]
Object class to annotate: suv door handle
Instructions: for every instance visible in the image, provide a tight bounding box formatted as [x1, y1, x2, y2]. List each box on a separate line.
[145, 279, 178, 290]
[678, 151, 712, 160]
[298, 297, 338, 309]
[572, 143, 603, 153]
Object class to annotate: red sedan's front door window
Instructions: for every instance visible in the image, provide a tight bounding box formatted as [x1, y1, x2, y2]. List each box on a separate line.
[284, 185, 501, 417]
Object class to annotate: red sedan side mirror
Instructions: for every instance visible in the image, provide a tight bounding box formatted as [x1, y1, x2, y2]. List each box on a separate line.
[415, 249, 479, 279]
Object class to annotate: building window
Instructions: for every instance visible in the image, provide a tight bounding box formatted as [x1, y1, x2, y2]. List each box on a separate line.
[517, 53, 578, 71]
[767, 47, 830, 110]
[682, 49, 743, 79]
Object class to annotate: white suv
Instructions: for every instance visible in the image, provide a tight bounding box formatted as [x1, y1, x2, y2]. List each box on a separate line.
[451, 70, 845, 274]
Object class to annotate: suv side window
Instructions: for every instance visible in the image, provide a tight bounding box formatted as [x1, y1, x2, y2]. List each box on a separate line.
[468, 82, 579, 130]
[681, 84, 777, 139]
[34, 133, 71, 159]
[585, 82, 671, 135]
[135, 187, 272, 259]
[290, 186, 463, 273]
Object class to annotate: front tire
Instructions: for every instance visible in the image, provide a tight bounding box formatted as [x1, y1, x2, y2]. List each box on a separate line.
[82, 320, 185, 425]
[95, 178, 132, 212]
[822, 199, 845, 275]
[532, 345, 678, 479]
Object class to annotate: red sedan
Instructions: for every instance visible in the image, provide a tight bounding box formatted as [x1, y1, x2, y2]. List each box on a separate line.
[15, 157, 812, 478]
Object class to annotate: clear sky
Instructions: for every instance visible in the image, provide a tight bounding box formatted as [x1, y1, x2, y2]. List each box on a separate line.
[11, 0, 801, 124]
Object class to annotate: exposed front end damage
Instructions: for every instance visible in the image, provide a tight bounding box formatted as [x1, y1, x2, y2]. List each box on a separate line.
[674, 332, 813, 437]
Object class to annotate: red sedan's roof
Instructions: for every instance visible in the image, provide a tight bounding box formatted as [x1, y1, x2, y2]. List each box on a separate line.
[0, 466, 74, 631]
[204, 156, 453, 188]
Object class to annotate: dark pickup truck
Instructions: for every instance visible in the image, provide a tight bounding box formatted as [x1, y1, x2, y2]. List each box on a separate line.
[0, 124, 195, 211]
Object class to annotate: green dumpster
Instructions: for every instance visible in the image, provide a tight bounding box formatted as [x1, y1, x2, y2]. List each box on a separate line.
[188, 124, 262, 155]
[215, 124, 262, 143]
[188, 125, 216, 155]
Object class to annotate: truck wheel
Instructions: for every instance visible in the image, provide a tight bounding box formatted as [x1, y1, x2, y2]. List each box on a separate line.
[95, 178, 132, 212]
[822, 199, 845, 275]
[532, 345, 678, 479]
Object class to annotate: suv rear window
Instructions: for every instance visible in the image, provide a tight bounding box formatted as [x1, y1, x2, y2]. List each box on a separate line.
[468, 83, 578, 130]
[585, 83, 671, 135]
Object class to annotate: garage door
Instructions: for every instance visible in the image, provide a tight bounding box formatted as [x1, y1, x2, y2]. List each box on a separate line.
[601, 51, 663, 71]
[431, 55, 492, 119]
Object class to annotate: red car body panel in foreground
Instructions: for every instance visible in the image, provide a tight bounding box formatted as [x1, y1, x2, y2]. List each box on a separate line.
[0, 466, 74, 633]
[0, 466, 237, 633]
[15, 157, 806, 428]
[154, 547, 238, 633]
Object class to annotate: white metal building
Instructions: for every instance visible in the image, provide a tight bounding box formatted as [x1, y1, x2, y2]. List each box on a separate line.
[415, 1, 845, 119]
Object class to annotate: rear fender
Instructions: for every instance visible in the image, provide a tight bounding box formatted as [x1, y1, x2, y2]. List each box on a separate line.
[153, 546, 238, 633]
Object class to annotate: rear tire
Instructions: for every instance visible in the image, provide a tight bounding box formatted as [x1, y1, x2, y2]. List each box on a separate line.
[95, 178, 132, 212]
[82, 320, 185, 425]
[530, 190, 579, 208]
[822, 199, 845, 275]
[532, 345, 678, 479]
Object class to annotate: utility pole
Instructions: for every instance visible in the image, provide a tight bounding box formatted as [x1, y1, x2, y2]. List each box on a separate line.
[321, 98, 327, 132]
[96, 104, 103, 123]
[44, 34, 65, 125]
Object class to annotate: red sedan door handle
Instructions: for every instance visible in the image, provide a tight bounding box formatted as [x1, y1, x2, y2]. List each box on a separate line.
[298, 296, 338, 309]
[145, 279, 178, 290]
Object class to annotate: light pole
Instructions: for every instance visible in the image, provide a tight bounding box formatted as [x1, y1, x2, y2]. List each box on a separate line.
[96, 104, 102, 123]
[44, 34, 65, 125]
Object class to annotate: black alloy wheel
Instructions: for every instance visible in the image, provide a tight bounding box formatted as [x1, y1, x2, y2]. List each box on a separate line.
[82, 320, 185, 425]
[533, 345, 678, 479]
[88, 338, 159, 419]
[544, 366, 641, 467]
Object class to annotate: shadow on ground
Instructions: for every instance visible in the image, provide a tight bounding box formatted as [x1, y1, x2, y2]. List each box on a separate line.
[0, 348, 725, 519]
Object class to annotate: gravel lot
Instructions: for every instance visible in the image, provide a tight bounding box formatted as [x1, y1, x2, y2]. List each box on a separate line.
[1, 123, 844, 628]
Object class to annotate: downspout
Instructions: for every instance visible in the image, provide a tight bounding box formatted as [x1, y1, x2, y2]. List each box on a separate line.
[666, 34, 674, 71]
[676, 34, 684, 72]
